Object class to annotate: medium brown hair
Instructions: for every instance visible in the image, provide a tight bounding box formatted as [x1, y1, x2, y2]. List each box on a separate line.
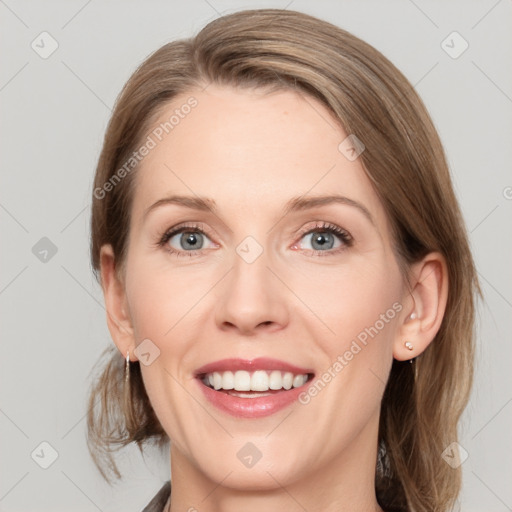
[87, 9, 480, 511]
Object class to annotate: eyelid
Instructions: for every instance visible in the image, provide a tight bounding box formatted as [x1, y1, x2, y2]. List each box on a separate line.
[295, 221, 352, 239]
[157, 222, 217, 251]
[157, 220, 353, 256]
[292, 221, 353, 252]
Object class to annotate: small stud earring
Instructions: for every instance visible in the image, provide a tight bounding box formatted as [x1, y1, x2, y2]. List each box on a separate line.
[404, 341, 414, 351]
[409, 312, 417, 320]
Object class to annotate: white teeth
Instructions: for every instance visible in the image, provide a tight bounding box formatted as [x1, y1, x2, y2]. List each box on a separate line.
[251, 370, 269, 391]
[269, 370, 282, 390]
[227, 390, 272, 398]
[202, 369, 309, 392]
[282, 372, 293, 390]
[234, 370, 251, 391]
[213, 372, 222, 390]
[293, 374, 305, 388]
[221, 371, 234, 390]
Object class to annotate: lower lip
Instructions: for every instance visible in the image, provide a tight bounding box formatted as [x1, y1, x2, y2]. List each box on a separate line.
[196, 378, 312, 418]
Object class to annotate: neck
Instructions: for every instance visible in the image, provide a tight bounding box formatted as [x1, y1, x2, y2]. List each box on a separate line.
[167, 415, 384, 512]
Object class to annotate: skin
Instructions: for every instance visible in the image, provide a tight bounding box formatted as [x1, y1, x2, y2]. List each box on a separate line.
[100, 85, 448, 512]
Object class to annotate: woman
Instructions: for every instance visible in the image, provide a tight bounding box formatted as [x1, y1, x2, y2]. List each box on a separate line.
[87, 8, 480, 512]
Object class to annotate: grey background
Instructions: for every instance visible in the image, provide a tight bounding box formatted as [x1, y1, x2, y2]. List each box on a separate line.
[1, 1, 511, 510]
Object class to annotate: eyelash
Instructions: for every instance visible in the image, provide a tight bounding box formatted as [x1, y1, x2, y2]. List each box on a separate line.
[156, 221, 353, 258]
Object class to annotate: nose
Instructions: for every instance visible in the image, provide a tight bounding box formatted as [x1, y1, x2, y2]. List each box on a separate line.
[214, 247, 289, 336]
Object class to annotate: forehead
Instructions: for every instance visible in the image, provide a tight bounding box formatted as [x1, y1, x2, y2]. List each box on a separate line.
[130, 85, 389, 235]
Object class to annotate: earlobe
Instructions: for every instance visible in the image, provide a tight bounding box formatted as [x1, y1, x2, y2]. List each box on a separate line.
[394, 252, 448, 361]
[99, 244, 137, 361]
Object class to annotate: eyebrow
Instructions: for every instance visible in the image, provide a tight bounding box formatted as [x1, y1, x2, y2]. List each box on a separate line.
[143, 194, 375, 226]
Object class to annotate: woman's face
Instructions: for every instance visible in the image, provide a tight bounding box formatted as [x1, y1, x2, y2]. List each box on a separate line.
[116, 85, 409, 489]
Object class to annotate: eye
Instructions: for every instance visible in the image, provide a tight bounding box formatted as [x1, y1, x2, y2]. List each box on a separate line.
[157, 221, 353, 258]
[293, 222, 353, 255]
[158, 223, 217, 257]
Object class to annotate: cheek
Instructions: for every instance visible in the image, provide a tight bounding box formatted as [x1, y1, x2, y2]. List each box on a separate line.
[289, 254, 402, 349]
[124, 255, 205, 341]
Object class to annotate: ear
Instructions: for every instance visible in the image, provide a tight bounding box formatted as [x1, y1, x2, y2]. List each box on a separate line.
[394, 252, 449, 361]
[99, 244, 138, 362]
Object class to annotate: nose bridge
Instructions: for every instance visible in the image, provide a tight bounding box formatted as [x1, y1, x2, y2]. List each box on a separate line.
[214, 234, 288, 333]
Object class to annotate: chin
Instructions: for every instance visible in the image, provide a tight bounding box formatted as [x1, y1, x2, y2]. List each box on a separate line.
[192, 447, 309, 491]
[204, 466, 293, 492]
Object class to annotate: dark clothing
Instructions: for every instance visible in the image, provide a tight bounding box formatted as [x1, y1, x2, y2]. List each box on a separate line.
[141, 481, 171, 512]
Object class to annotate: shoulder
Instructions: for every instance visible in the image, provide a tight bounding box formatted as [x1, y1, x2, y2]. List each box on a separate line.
[141, 481, 171, 512]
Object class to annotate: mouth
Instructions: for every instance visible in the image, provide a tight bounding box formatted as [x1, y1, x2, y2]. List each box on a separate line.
[194, 358, 315, 418]
[198, 369, 313, 397]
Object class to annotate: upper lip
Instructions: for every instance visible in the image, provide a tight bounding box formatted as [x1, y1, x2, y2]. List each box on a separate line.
[194, 357, 314, 377]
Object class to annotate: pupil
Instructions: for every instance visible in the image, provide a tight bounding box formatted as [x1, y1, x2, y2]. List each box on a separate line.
[182, 232, 202, 249]
[312, 232, 333, 250]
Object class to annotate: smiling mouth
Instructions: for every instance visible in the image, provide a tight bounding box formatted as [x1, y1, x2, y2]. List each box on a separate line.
[198, 369, 314, 397]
